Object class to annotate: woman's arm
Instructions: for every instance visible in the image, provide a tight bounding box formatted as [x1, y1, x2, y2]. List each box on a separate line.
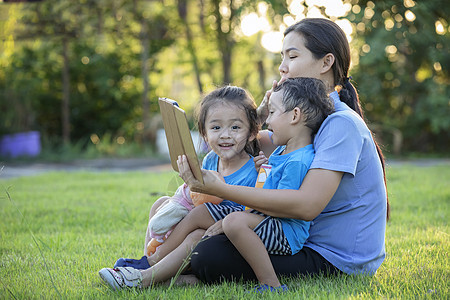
[178, 155, 343, 221]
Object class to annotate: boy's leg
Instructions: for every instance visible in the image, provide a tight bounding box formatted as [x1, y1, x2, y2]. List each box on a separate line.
[141, 229, 204, 288]
[222, 212, 281, 287]
[148, 204, 214, 265]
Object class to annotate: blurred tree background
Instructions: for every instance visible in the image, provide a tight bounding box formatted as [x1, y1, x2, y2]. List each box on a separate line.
[0, 0, 448, 157]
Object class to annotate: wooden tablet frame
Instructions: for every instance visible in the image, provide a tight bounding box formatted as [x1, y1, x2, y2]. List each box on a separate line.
[158, 97, 203, 184]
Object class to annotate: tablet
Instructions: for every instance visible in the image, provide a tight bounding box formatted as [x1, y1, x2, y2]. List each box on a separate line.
[158, 97, 203, 183]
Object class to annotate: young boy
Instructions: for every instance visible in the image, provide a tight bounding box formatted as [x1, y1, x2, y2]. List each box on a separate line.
[221, 77, 334, 292]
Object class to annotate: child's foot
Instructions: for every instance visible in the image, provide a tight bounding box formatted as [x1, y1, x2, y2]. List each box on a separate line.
[98, 267, 142, 291]
[114, 256, 151, 269]
[250, 284, 288, 293]
[165, 274, 200, 286]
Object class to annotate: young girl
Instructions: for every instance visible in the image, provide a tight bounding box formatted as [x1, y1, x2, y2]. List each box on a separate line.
[99, 85, 261, 290]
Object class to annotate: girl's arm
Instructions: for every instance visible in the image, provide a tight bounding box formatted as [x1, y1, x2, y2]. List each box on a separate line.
[178, 155, 343, 221]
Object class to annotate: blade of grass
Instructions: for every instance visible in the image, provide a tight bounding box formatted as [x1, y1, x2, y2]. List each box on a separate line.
[0, 276, 17, 300]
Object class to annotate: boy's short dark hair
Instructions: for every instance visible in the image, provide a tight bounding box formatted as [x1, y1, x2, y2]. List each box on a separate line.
[274, 77, 334, 133]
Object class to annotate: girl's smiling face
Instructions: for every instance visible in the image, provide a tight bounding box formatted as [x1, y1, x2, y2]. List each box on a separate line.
[204, 102, 253, 162]
[279, 32, 324, 81]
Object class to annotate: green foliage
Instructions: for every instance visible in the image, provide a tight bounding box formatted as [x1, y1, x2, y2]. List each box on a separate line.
[0, 0, 176, 145]
[347, 0, 450, 153]
[0, 163, 448, 298]
[0, 0, 448, 154]
[0, 50, 41, 135]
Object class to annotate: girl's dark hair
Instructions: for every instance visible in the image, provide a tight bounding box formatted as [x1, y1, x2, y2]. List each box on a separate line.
[274, 77, 334, 134]
[196, 85, 261, 157]
[285, 18, 389, 220]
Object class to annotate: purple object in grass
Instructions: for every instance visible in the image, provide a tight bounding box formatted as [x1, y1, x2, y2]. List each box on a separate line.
[0, 131, 41, 158]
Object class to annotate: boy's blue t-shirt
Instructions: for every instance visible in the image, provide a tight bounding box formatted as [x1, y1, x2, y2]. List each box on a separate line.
[264, 144, 314, 255]
[202, 151, 258, 207]
[305, 91, 387, 275]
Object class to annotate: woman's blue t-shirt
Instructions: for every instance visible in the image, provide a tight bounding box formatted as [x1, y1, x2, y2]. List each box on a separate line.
[305, 91, 387, 275]
[202, 151, 258, 207]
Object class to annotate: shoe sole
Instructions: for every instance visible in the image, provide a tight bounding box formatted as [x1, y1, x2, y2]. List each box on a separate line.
[98, 268, 121, 291]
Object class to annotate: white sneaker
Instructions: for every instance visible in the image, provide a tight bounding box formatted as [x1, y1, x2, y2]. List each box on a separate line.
[99, 267, 143, 291]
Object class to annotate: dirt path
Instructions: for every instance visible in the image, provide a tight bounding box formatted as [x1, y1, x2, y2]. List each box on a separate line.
[0, 157, 448, 179]
[0, 158, 172, 179]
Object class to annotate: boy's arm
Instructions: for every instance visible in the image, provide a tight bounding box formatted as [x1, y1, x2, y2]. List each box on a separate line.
[258, 131, 277, 158]
[178, 155, 343, 221]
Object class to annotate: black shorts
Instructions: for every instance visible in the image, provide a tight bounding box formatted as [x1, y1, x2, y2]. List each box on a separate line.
[190, 234, 342, 283]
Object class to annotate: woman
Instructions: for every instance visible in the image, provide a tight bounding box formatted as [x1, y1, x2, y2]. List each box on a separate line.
[178, 18, 389, 283]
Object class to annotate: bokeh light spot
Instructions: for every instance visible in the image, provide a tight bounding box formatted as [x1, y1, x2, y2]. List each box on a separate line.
[405, 10, 416, 22]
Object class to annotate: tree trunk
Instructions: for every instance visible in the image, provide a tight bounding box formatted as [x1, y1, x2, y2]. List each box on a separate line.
[140, 17, 150, 143]
[62, 37, 71, 144]
[222, 45, 232, 84]
[212, 0, 234, 85]
[178, 0, 203, 94]
[199, 0, 205, 33]
[257, 60, 266, 95]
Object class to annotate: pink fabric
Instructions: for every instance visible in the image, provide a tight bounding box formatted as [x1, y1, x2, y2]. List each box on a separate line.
[151, 229, 173, 241]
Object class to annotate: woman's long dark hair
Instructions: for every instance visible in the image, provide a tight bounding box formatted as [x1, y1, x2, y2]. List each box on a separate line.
[285, 18, 390, 220]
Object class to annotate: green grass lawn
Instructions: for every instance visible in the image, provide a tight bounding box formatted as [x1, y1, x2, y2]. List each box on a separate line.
[0, 164, 448, 299]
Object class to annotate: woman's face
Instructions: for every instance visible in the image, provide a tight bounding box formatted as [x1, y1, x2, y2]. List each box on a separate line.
[279, 32, 324, 81]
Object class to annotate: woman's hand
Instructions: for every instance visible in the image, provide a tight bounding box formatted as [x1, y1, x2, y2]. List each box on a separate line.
[256, 80, 277, 125]
[253, 151, 269, 171]
[257, 78, 287, 125]
[177, 155, 224, 195]
[203, 220, 224, 237]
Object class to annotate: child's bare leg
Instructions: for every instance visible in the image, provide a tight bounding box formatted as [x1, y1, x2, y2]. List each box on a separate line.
[141, 229, 204, 288]
[144, 196, 170, 255]
[148, 204, 214, 265]
[222, 212, 281, 287]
